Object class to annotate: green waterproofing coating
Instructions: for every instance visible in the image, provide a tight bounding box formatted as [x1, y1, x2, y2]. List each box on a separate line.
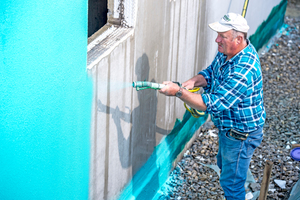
[118, 112, 208, 200]
[249, 0, 288, 51]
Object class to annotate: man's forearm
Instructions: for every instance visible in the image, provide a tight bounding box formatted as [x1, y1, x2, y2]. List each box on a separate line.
[179, 89, 207, 111]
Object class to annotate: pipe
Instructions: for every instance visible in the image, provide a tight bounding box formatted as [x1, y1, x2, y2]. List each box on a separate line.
[242, 0, 249, 18]
[132, 81, 166, 91]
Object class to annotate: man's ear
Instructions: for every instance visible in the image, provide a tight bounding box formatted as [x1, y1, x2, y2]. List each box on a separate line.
[236, 35, 243, 44]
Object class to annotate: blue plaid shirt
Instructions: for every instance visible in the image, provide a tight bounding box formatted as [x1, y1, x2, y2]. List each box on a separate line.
[199, 42, 265, 133]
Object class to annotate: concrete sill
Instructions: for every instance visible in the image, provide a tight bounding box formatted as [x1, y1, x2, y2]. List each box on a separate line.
[87, 24, 134, 70]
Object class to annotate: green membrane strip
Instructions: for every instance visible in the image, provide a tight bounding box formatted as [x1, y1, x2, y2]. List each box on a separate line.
[249, 0, 287, 51]
[118, 112, 208, 200]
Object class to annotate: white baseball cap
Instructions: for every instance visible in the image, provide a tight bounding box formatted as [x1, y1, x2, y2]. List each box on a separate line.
[209, 13, 250, 33]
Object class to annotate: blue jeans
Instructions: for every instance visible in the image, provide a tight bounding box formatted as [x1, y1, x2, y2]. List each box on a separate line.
[217, 127, 263, 200]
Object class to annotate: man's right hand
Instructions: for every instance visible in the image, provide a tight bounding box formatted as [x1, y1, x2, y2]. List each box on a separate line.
[182, 74, 207, 89]
[182, 79, 196, 90]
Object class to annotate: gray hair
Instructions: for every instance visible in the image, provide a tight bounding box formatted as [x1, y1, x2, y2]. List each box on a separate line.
[232, 29, 247, 40]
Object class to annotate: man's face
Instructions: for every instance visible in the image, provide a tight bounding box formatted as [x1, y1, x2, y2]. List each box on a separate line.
[215, 30, 237, 57]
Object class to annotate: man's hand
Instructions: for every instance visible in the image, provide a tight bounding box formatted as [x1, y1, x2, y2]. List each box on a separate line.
[182, 74, 207, 89]
[159, 80, 207, 111]
[158, 81, 181, 96]
[182, 79, 196, 90]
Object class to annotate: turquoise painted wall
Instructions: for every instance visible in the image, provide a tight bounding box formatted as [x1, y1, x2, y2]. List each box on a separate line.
[0, 1, 92, 199]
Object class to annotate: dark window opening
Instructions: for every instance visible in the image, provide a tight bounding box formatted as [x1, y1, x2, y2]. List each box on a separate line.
[88, 0, 108, 37]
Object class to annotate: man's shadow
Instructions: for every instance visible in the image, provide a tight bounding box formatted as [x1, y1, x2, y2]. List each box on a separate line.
[97, 53, 169, 198]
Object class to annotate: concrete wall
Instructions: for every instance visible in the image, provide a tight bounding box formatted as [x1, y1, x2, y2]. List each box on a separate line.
[88, 0, 284, 199]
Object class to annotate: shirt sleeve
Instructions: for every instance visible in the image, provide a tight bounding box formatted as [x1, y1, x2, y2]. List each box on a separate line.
[198, 53, 220, 92]
[198, 66, 212, 92]
[201, 67, 248, 114]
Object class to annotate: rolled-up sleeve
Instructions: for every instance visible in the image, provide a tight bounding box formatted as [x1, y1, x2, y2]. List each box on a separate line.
[198, 65, 213, 93]
[198, 65, 213, 115]
[198, 53, 220, 92]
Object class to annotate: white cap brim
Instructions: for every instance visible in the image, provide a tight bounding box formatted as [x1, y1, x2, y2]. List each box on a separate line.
[208, 22, 232, 33]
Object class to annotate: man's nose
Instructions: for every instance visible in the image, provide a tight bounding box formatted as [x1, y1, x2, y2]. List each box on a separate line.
[215, 35, 221, 43]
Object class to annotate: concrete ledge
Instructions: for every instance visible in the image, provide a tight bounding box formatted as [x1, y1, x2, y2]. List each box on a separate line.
[87, 26, 134, 69]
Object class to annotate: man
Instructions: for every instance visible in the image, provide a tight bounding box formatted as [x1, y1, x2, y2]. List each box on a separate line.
[159, 13, 266, 199]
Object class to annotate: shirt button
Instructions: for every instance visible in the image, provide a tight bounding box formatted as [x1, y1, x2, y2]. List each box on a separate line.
[220, 68, 223, 71]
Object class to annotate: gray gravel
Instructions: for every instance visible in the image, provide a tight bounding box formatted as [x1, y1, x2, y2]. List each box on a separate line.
[157, 16, 300, 200]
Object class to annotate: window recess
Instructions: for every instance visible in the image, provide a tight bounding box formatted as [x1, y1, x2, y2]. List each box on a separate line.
[87, 0, 136, 69]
